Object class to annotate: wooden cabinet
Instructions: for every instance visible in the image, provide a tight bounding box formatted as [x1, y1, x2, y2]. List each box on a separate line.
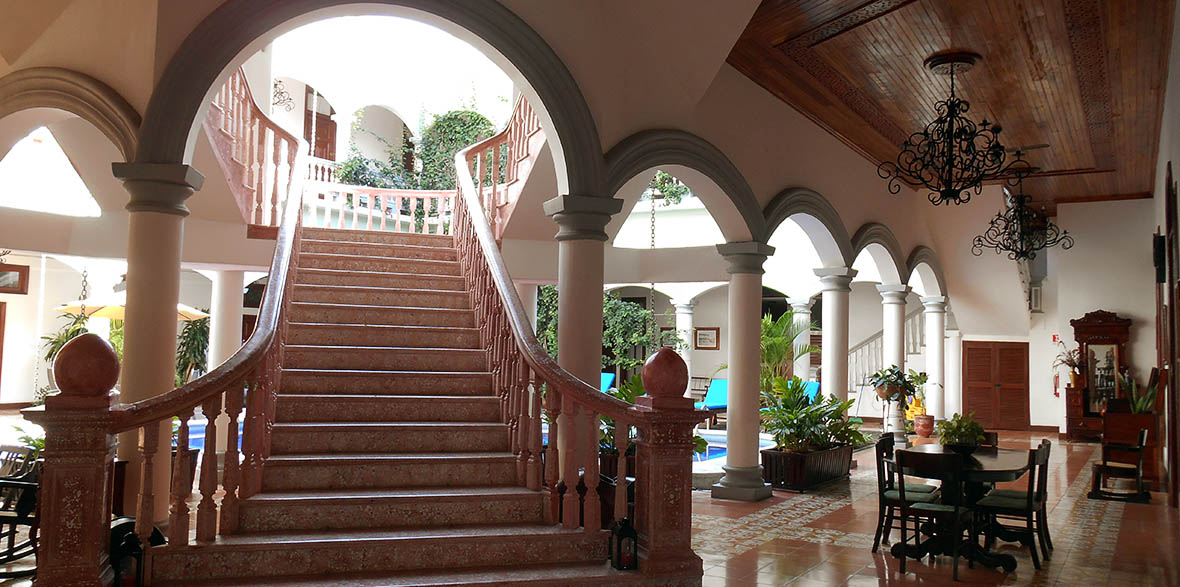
[963, 341, 1030, 430]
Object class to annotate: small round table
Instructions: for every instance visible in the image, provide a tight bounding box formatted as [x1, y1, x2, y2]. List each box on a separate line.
[889, 444, 1032, 572]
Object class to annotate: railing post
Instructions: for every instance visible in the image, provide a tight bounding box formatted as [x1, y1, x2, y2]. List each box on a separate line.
[633, 348, 706, 579]
[24, 334, 119, 586]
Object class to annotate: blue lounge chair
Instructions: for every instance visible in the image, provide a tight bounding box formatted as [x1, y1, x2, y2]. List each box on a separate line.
[802, 381, 821, 402]
[694, 379, 728, 411]
[600, 372, 616, 393]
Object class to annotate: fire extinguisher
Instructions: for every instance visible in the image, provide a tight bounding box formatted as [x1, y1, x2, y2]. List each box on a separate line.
[1053, 372, 1060, 397]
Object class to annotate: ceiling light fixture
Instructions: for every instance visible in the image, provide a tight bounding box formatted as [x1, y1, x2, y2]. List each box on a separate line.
[971, 155, 1074, 261]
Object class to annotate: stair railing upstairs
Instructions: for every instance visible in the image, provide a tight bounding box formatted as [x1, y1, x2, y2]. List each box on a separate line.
[466, 94, 542, 240]
[452, 145, 707, 579]
[302, 182, 455, 235]
[26, 147, 308, 584]
[847, 308, 925, 395]
[204, 67, 301, 228]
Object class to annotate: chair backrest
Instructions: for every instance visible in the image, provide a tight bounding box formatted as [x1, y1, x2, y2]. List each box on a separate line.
[896, 449, 965, 508]
[0, 446, 33, 478]
[701, 379, 728, 410]
[600, 372, 616, 393]
[802, 381, 821, 402]
[1034, 439, 1052, 504]
[981, 431, 999, 448]
[874, 433, 895, 497]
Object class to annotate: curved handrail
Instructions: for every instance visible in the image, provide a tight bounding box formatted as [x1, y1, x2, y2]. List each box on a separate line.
[453, 146, 640, 422]
[111, 151, 307, 431]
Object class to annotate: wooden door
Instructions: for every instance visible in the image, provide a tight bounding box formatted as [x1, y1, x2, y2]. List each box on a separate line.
[963, 341, 1030, 430]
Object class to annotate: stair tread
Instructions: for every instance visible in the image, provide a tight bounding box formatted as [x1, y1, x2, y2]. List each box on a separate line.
[301, 237, 456, 251]
[286, 344, 484, 352]
[157, 562, 619, 586]
[296, 267, 466, 280]
[267, 452, 515, 462]
[245, 486, 536, 502]
[288, 323, 479, 332]
[291, 301, 472, 313]
[280, 393, 497, 400]
[293, 283, 468, 295]
[301, 251, 458, 263]
[272, 422, 506, 429]
[283, 368, 491, 376]
[181, 523, 591, 548]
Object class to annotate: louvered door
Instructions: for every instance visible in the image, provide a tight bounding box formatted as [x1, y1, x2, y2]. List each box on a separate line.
[962, 341, 1029, 430]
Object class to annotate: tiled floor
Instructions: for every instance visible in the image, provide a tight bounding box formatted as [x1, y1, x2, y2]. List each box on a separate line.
[692, 432, 1180, 586]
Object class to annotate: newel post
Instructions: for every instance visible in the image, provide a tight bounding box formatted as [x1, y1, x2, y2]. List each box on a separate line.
[634, 348, 706, 578]
[23, 334, 119, 586]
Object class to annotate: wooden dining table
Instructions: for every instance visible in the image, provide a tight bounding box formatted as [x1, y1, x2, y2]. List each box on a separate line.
[889, 443, 1032, 572]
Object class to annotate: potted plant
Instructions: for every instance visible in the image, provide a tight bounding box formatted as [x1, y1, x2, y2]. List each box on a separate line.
[759, 376, 867, 491]
[935, 412, 986, 456]
[1104, 374, 1161, 487]
[1054, 341, 1085, 388]
[600, 374, 706, 477]
[904, 371, 935, 438]
[868, 366, 926, 439]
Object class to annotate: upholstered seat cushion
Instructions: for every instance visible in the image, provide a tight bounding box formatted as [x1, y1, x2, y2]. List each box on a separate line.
[883, 489, 939, 503]
[976, 493, 1040, 512]
[987, 488, 1030, 500]
[911, 502, 973, 520]
[904, 482, 938, 493]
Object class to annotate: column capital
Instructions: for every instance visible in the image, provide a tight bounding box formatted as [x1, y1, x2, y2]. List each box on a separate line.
[716, 241, 775, 274]
[112, 163, 205, 216]
[946, 328, 963, 339]
[543, 194, 624, 241]
[921, 296, 948, 313]
[815, 267, 856, 292]
[876, 283, 912, 304]
[787, 297, 814, 313]
[672, 301, 696, 313]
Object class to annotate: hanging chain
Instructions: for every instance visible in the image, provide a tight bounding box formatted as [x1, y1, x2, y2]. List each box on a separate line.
[78, 269, 89, 318]
[648, 190, 657, 347]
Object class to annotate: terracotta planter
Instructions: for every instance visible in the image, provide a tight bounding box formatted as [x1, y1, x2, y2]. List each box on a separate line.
[760, 445, 853, 492]
[914, 414, 935, 438]
[876, 384, 901, 400]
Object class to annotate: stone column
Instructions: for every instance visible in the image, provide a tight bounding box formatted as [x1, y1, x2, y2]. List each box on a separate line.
[112, 162, 204, 522]
[210, 270, 245, 462]
[711, 241, 774, 502]
[922, 296, 948, 421]
[672, 301, 695, 384]
[945, 329, 964, 418]
[815, 268, 856, 402]
[788, 297, 814, 381]
[877, 284, 911, 444]
[514, 280, 538, 331]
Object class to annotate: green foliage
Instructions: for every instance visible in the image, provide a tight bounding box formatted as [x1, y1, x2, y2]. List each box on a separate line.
[334, 147, 415, 190]
[1053, 341, 1084, 374]
[536, 285, 559, 357]
[936, 412, 987, 446]
[867, 365, 927, 410]
[646, 170, 690, 206]
[41, 312, 89, 363]
[759, 311, 819, 395]
[418, 110, 495, 190]
[1118, 373, 1159, 414]
[760, 376, 866, 452]
[175, 314, 210, 387]
[13, 426, 43, 457]
[600, 374, 705, 454]
[601, 293, 664, 373]
[108, 319, 124, 362]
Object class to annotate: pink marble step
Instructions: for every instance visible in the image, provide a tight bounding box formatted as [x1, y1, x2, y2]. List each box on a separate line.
[286, 323, 481, 349]
[276, 394, 501, 422]
[289, 302, 474, 327]
[156, 561, 630, 586]
[302, 227, 455, 248]
[149, 524, 607, 583]
[292, 284, 471, 309]
[297, 267, 466, 291]
[270, 421, 509, 454]
[284, 345, 487, 372]
[280, 369, 492, 396]
[300, 252, 461, 275]
[301, 238, 458, 261]
[237, 486, 542, 532]
[261, 452, 518, 490]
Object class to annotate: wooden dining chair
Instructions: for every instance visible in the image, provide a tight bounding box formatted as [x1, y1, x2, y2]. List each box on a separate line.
[895, 450, 976, 581]
[974, 441, 1051, 569]
[872, 434, 938, 553]
[986, 439, 1053, 558]
[1088, 428, 1151, 503]
[980, 431, 1000, 448]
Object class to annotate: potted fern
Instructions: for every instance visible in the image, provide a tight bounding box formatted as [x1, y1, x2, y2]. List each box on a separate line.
[936, 412, 986, 456]
[759, 376, 866, 491]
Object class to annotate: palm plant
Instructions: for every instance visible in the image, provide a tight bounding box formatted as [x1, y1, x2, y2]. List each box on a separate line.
[1118, 373, 1158, 414]
[759, 311, 819, 394]
[760, 375, 865, 453]
[175, 314, 210, 387]
[41, 312, 89, 363]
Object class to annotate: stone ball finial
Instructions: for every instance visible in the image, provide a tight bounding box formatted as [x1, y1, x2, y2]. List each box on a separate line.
[641, 347, 688, 399]
[53, 333, 120, 397]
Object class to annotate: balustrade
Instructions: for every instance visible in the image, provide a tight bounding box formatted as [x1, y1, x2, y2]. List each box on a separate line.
[303, 183, 454, 235]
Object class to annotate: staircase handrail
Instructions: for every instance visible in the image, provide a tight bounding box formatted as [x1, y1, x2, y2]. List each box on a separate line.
[462, 94, 541, 239]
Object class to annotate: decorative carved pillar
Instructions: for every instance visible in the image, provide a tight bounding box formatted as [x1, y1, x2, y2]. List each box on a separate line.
[922, 296, 948, 420]
[788, 297, 814, 381]
[877, 284, 911, 445]
[945, 329, 964, 418]
[24, 334, 120, 586]
[711, 241, 774, 502]
[112, 162, 204, 521]
[634, 348, 707, 579]
[815, 268, 856, 402]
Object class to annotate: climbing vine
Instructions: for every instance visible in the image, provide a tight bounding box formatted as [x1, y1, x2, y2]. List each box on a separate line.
[647, 170, 690, 206]
[418, 110, 495, 190]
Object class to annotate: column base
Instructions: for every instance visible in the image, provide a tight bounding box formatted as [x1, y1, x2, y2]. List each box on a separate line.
[711, 464, 772, 501]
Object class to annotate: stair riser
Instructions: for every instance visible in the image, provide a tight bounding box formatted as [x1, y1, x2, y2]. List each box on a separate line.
[302, 228, 455, 248]
[289, 304, 474, 327]
[261, 460, 517, 490]
[286, 324, 481, 349]
[292, 287, 471, 309]
[302, 240, 458, 261]
[296, 269, 465, 291]
[280, 372, 493, 396]
[270, 426, 509, 454]
[275, 397, 501, 422]
[301, 254, 461, 275]
[151, 532, 607, 581]
[238, 496, 542, 532]
[284, 348, 486, 372]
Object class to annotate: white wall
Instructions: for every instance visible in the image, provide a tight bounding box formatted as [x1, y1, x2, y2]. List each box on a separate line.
[688, 285, 728, 379]
[351, 106, 406, 161]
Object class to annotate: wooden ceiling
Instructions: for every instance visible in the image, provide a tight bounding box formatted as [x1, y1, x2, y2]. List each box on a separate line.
[727, 0, 1176, 212]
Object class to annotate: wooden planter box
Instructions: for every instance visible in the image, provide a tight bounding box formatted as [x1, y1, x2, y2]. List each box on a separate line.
[760, 445, 853, 492]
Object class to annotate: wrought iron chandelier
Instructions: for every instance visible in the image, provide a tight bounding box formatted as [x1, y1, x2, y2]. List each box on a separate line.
[971, 162, 1074, 261]
[878, 51, 1017, 206]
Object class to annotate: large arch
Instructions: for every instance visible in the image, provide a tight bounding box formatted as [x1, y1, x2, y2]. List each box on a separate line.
[134, 0, 604, 197]
[0, 67, 140, 161]
[604, 129, 766, 243]
[762, 187, 853, 268]
[905, 246, 948, 297]
[851, 222, 906, 285]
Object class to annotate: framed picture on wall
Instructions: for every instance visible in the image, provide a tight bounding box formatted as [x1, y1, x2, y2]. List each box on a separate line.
[0, 264, 29, 295]
[694, 327, 720, 350]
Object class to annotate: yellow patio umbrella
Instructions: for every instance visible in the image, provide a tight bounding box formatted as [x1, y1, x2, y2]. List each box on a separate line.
[54, 291, 209, 322]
